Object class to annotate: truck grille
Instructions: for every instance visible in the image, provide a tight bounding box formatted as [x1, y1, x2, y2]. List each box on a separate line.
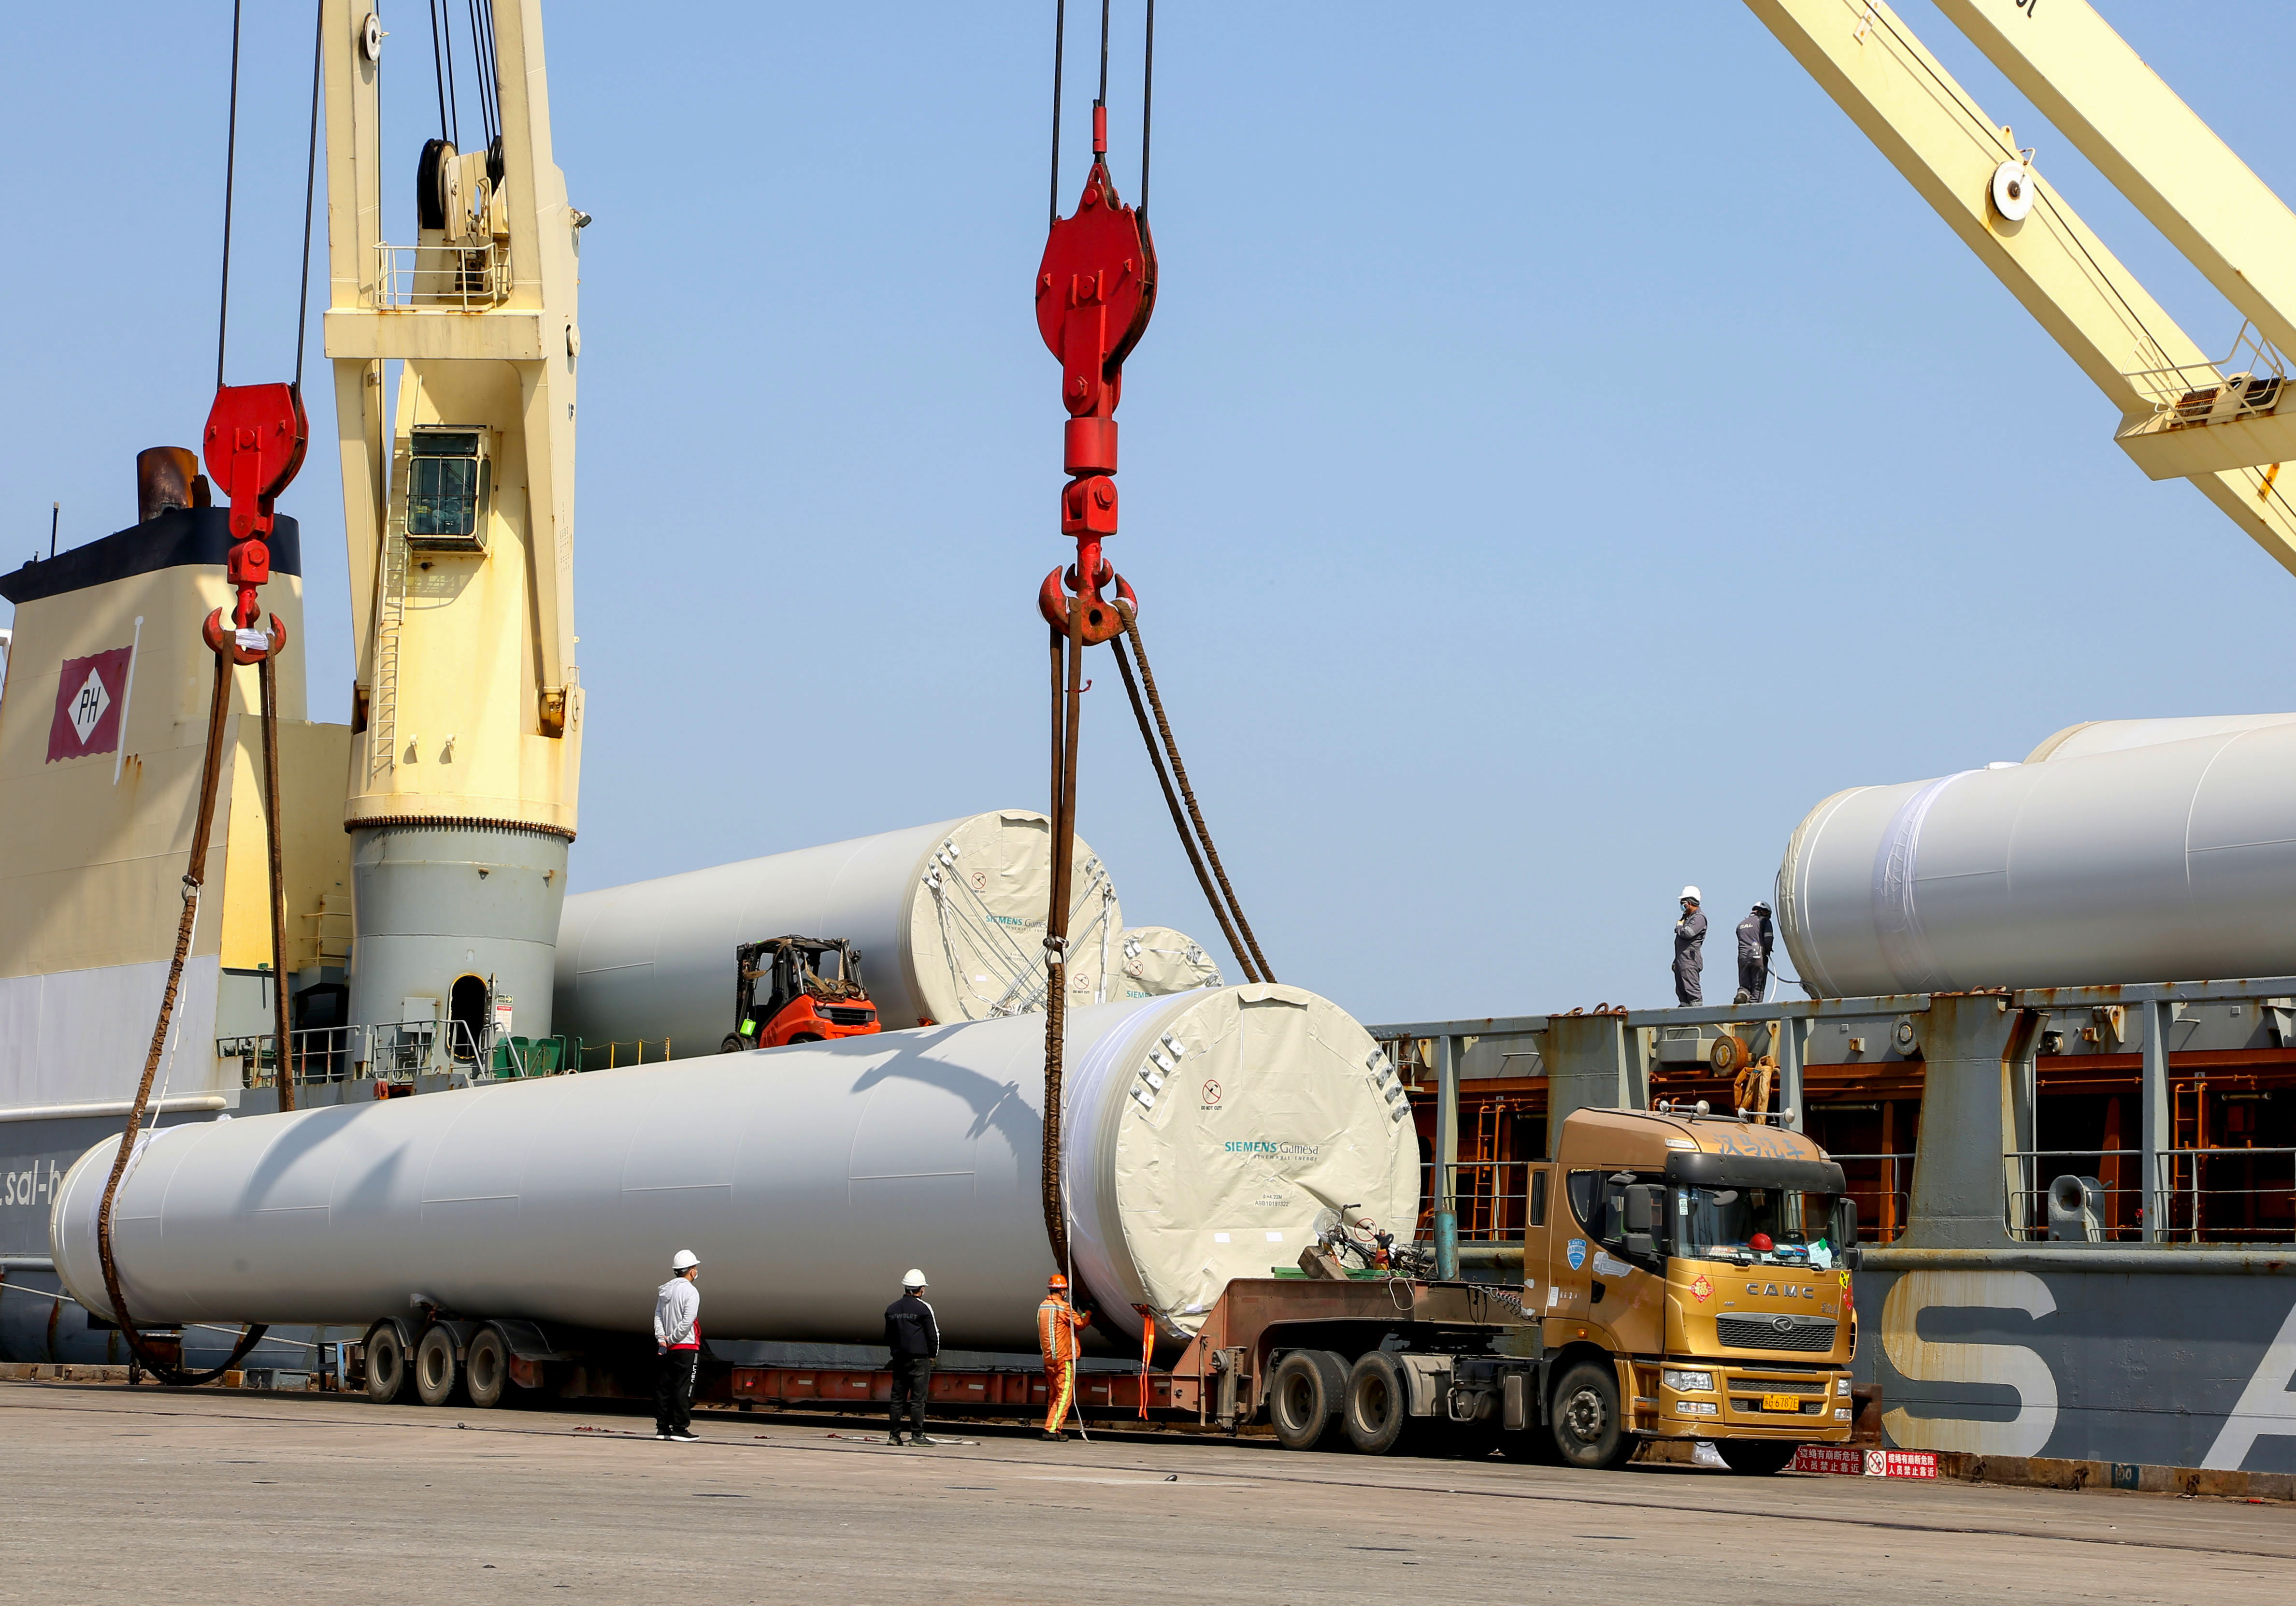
[1716, 1315, 1839, 1352]
[823, 1006, 876, 1027]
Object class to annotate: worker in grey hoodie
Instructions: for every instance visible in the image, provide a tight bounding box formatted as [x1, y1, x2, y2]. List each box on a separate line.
[654, 1249, 703, 1441]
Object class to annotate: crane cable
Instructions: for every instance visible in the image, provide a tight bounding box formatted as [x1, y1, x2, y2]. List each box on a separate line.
[1039, 2, 1269, 1291]
[93, 0, 330, 1387]
[1108, 599, 1271, 984]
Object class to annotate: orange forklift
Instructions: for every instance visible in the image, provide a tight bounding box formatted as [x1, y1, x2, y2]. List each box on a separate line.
[721, 936, 880, 1052]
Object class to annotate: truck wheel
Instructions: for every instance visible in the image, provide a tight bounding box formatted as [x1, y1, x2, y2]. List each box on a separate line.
[1550, 1361, 1631, 1470]
[364, 1320, 411, 1404]
[465, 1325, 510, 1408]
[414, 1324, 463, 1406]
[1268, 1350, 1347, 1451]
[1343, 1351, 1416, 1455]
[1716, 1439, 1800, 1476]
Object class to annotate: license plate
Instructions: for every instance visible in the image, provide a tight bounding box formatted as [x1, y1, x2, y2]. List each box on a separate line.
[1762, 1392, 1800, 1413]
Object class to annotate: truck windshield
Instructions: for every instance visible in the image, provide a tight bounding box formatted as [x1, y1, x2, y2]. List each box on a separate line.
[1677, 1185, 1841, 1268]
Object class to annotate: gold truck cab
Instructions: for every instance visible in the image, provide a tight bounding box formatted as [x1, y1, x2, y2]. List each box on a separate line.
[1532, 1108, 1857, 1473]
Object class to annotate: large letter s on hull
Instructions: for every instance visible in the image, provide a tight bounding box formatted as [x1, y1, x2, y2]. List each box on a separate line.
[1880, 1270, 2058, 1457]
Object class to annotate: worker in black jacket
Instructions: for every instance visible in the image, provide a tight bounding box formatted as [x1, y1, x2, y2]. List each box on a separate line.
[884, 1268, 941, 1446]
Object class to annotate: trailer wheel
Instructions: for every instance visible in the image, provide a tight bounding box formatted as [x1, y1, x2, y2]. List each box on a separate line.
[1343, 1351, 1415, 1455]
[1268, 1350, 1347, 1451]
[364, 1320, 411, 1404]
[1716, 1438, 1799, 1476]
[1550, 1361, 1631, 1470]
[466, 1325, 510, 1408]
[414, 1324, 463, 1406]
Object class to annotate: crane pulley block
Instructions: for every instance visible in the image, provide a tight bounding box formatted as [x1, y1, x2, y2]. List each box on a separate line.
[1035, 164, 1158, 424]
[201, 381, 308, 652]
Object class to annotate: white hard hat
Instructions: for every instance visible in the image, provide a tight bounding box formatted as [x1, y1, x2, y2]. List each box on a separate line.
[1680, 886, 1701, 903]
[902, 1268, 928, 1289]
[671, 1249, 700, 1271]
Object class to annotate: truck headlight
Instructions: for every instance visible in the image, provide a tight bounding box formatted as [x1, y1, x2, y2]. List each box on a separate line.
[1662, 1369, 1714, 1393]
[1834, 1407, 1852, 1421]
[1675, 1400, 1719, 1417]
[1836, 1377, 1852, 1395]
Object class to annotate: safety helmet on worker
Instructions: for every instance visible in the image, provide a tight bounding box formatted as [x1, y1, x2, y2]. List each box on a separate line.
[1680, 885, 1701, 904]
[902, 1268, 929, 1290]
[671, 1249, 700, 1271]
[1047, 1273, 1068, 1291]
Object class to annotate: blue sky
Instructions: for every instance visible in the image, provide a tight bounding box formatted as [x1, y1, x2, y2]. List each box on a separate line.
[4, 3, 2293, 1024]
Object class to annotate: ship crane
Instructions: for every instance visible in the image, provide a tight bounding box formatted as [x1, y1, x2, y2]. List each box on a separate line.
[1746, 0, 2296, 574]
[320, 0, 585, 1054]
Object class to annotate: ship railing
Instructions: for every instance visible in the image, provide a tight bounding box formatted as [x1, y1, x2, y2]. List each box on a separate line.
[2122, 319, 2286, 424]
[2153, 1145, 2296, 1244]
[1416, 1160, 1532, 1243]
[1813, 1152, 1914, 1244]
[371, 239, 511, 310]
[219, 1019, 454, 1088]
[2004, 1146, 2296, 1244]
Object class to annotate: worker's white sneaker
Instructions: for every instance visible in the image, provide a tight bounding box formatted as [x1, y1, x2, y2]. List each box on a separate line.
[654, 1431, 673, 1440]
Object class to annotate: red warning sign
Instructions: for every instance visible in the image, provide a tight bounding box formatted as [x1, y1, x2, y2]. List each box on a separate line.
[46, 646, 133, 763]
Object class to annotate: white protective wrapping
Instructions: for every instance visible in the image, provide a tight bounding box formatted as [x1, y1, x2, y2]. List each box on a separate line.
[2027, 712, 2296, 763]
[1777, 722, 2296, 997]
[51, 986, 1418, 1350]
[1111, 926, 1224, 998]
[555, 811, 1120, 1048]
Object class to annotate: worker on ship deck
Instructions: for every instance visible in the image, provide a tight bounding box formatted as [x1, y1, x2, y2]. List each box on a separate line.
[1673, 887, 1707, 1006]
[1037, 1273, 1092, 1441]
[1734, 901, 1773, 1004]
[654, 1249, 703, 1442]
[884, 1268, 941, 1447]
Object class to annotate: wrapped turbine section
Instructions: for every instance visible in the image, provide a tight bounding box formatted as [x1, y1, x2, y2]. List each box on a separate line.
[1111, 925, 1224, 997]
[555, 810, 1120, 1049]
[52, 985, 1418, 1352]
[1777, 720, 2296, 997]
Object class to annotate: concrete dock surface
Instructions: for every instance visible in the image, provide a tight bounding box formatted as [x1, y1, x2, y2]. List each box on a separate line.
[2, 1379, 2288, 1604]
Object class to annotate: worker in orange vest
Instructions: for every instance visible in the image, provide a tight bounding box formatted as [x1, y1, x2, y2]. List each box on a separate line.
[1037, 1272, 1092, 1441]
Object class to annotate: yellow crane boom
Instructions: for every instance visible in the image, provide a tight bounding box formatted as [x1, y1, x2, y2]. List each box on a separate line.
[1744, 0, 2296, 573]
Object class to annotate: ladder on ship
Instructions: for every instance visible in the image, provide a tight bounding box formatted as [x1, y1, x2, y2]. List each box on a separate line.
[368, 523, 408, 782]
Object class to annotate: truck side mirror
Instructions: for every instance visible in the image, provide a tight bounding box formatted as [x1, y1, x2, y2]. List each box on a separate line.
[1622, 1232, 1656, 1261]
[1833, 1198, 1861, 1268]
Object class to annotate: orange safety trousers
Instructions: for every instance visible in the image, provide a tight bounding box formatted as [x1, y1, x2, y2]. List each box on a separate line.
[1043, 1359, 1075, 1434]
[1038, 1294, 1086, 1433]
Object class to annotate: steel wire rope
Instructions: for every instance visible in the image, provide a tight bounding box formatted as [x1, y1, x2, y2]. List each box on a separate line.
[1048, 0, 1066, 228]
[1138, 0, 1154, 220]
[294, 0, 324, 392]
[470, 0, 502, 149]
[214, 0, 244, 388]
[441, 0, 462, 150]
[1111, 599, 1273, 983]
[94, 659, 270, 1387]
[428, 1, 451, 142]
[1107, 627, 1254, 983]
